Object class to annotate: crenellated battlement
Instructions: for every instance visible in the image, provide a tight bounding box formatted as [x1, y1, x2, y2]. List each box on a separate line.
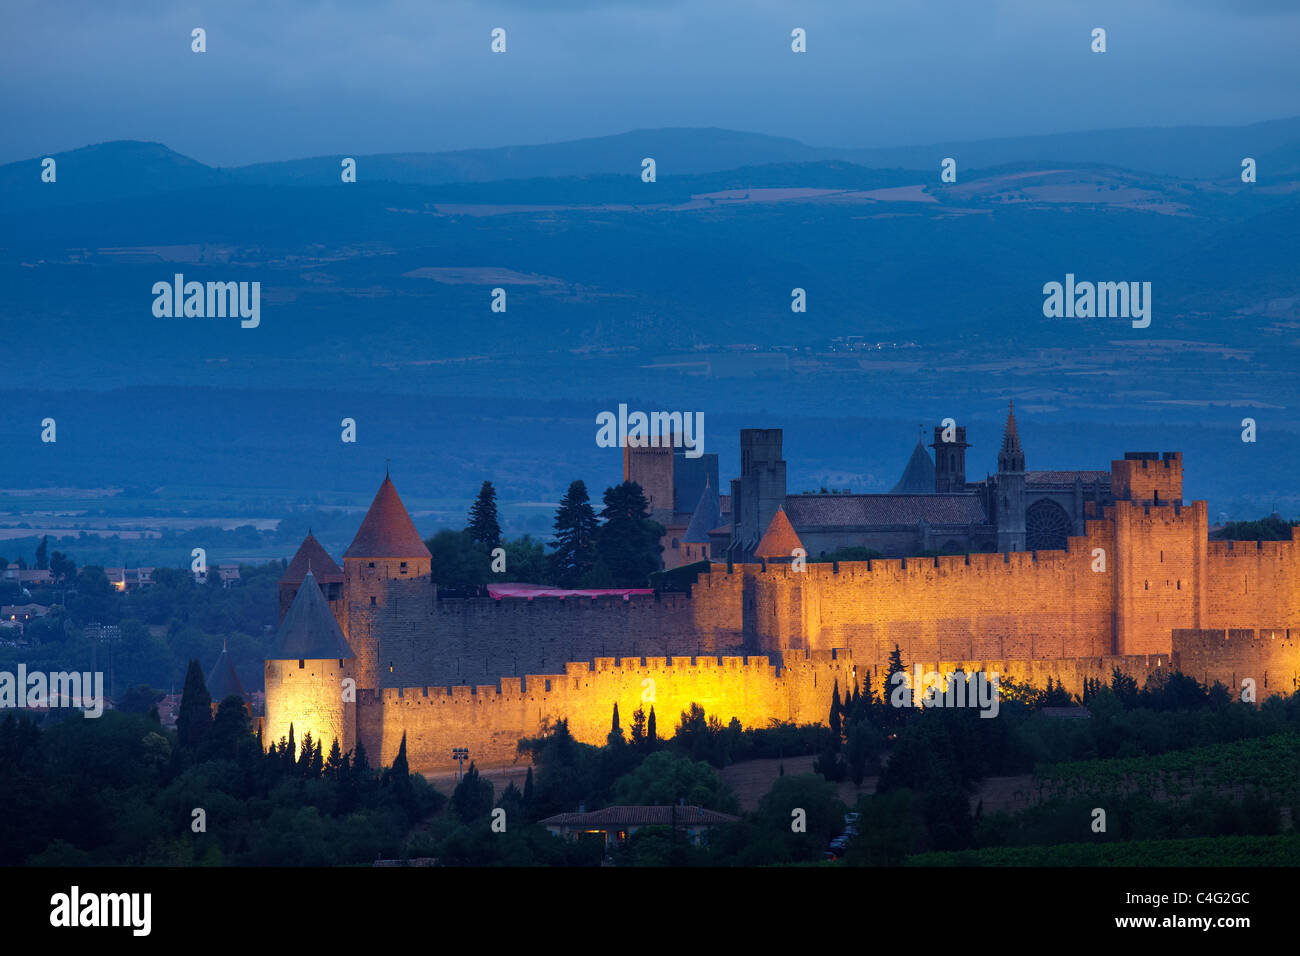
[274, 454, 1300, 775]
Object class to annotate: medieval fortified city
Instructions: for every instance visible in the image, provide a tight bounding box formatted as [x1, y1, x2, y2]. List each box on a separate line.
[2, 2, 1296, 938]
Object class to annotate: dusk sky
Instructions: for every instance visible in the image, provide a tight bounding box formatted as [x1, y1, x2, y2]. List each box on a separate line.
[4, 0, 1299, 166]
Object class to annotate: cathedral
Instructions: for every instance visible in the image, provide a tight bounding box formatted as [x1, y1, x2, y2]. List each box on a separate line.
[652, 404, 1117, 568]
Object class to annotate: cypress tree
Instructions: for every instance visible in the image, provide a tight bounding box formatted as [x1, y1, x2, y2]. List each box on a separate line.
[176, 659, 212, 751]
[629, 706, 647, 749]
[324, 738, 344, 778]
[298, 731, 316, 777]
[549, 480, 599, 586]
[386, 732, 414, 810]
[607, 702, 623, 746]
[451, 761, 494, 823]
[523, 766, 535, 806]
[647, 705, 657, 745]
[309, 738, 324, 778]
[829, 680, 843, 741]
[207, 696, 249, 761]
[468, 480, 503, 549]
[884, 645, 909, 716]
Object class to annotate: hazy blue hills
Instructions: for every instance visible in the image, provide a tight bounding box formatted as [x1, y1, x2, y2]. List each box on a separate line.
[5, 116, 1299, 212]
[226, 127, 827, 187]
[834, 115, 1300, 180]
[2, 119, 1298, 521]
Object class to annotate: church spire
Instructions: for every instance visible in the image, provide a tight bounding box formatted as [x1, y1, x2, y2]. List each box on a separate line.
[998, 401, 1025, 473]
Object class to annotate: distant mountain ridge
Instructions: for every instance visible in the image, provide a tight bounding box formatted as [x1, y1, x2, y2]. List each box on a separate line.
[5, 116, 1300, 211]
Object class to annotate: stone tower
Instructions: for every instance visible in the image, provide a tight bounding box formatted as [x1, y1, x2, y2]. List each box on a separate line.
[342, 472, 433, 691]
[278, 532, 344, 629]
[264, 570, 356, 756]
[931, 423, 969, 493]
[996, 403, 1026, 552]
[730, 429, 787, 559]
[624, 439, 675, 513]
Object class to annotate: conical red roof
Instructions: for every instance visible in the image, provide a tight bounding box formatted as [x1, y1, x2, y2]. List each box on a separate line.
[281, 533, 343, 584]
[343, 476, 432, 559]
[755, 507, 803, 561]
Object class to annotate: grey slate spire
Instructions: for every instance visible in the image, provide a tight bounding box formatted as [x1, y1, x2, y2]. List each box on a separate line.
[266, 570, 354, 661]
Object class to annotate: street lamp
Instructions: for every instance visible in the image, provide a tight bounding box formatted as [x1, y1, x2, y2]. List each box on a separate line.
[451, 747, 469, 781]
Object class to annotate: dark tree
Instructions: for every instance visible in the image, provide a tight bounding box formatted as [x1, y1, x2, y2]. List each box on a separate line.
[884, 645, 910, 724]
[309, 738, 324, 778]
[205, 695, 249, 761]
[1111, 667, 1139, 708]
[298, 731, 318, 777]
[468, 480, 503, 549]
[629, 705, 647, 749]
[48, 552, 76, 584]
[451, 761, 494, 823]
[324, 738, 345, 778]
[647, 705, 657, 745]
[549, 480, 599, 586]
[607, 702, 623, 746]
[34, 536, 48, 571]
[384, 732, 415, 810]
[829, 680, 843, 741]
[595, 481, 664, 587]
[175, 659, 212, 751]
[117, 684, 163, 717]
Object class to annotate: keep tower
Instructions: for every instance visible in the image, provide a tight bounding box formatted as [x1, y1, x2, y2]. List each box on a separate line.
[343, 471, 433, 691]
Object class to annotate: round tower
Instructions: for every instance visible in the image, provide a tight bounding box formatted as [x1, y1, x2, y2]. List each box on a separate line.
[342, 471, 433, 691]
[264, 570, 356, 756]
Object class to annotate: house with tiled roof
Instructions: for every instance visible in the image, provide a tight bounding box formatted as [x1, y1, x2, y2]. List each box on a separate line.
[539, 805, 740, 847]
